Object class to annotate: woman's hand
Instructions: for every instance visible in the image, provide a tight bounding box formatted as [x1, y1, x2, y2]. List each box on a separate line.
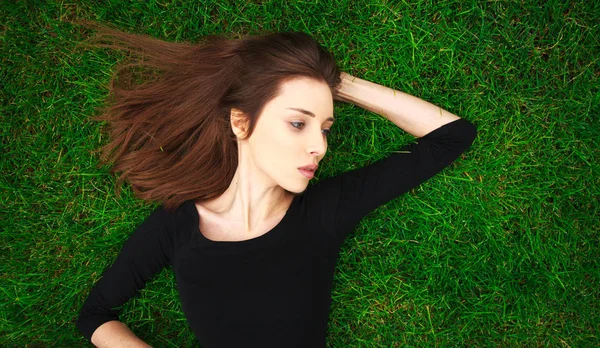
[334, 72, 355, 103]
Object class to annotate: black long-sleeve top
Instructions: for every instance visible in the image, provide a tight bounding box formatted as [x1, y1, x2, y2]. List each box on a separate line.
[76, 118, 477, 347]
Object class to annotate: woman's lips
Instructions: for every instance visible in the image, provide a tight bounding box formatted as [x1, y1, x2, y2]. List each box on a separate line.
[298, 168, 314, 179]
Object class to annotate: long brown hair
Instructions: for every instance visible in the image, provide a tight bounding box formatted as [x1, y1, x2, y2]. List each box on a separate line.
[75, 20, 341, 212]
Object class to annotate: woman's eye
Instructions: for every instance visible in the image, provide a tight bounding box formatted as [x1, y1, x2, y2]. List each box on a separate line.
[290, 122, 330, 137]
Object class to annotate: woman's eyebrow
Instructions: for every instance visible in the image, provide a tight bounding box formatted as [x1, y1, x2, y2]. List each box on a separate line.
[286, 107, 335, 122]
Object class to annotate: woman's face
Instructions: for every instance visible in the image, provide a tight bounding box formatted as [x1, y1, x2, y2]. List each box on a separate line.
[242, 77, 335, 193]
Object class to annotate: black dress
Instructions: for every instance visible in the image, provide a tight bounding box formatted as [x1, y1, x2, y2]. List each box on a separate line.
[76, 118, 477, 347]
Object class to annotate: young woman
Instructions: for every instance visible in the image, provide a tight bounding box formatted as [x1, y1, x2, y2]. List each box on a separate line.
[75, 21, 477, 347]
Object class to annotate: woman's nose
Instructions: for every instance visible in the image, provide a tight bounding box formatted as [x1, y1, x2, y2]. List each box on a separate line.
[307, 130, 326, 156]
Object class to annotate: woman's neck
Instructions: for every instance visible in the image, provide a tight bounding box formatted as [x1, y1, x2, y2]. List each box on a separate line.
[197, 162, 292, 235]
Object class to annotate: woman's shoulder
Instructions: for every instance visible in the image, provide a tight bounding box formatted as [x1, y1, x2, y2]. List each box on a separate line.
[148, 200, 199, 249]
[142, 199, 198, 234]
[169, 199, 199, 225]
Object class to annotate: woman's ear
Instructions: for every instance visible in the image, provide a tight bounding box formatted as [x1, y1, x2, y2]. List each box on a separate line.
[230, 108, 249, 139]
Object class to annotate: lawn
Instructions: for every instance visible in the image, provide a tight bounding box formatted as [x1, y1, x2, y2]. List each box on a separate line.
[2, 0, 599, 347]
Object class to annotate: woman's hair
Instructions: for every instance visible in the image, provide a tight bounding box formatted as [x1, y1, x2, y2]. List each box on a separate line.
[75, 20, 341, 212]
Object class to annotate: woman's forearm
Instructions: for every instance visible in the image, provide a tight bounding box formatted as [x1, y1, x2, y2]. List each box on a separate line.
[91, 320, 152, 348]
[336, 72, 461, 138]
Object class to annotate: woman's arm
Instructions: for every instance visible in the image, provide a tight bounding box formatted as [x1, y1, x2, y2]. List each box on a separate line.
[308, 72, 476, 246]
[76, 205, 174, 345]
[336, 72, 460, 138]
[91, 321, 152, 348]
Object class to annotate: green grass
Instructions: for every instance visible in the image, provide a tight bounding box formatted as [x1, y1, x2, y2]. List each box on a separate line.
[2, 0, 599, 346]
